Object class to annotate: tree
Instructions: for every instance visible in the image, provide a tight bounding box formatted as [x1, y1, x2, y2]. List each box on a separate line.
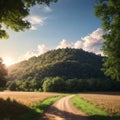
[0, 0, 57, 39]
[6, 81, 17, 91]
[0, 58, 7, 90]
[42, 77, 65, 92]
[95, 0, 120, 80]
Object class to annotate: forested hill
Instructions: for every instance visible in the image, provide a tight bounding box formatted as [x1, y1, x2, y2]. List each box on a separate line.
[8, 48, 106, 81]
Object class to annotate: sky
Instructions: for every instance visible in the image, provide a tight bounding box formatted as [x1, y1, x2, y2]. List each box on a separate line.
[0, 0, 104, 66]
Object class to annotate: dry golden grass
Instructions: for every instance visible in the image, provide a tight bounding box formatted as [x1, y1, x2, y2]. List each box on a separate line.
[79, 92, 120, 115]
[0, 91, 61, 107]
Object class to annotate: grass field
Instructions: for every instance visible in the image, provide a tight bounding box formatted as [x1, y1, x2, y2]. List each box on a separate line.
[72, 92, 120, 120]
[0, 92, 120, 120]
[72, 95, 108, 116]
[0, 91, 63, 120]
[79, 92, 120, 115]
[0, 91, 61, 106]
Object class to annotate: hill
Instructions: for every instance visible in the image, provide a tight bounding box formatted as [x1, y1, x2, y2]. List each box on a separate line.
[7, 48, 116, 91]
[8, 48, 105, 81]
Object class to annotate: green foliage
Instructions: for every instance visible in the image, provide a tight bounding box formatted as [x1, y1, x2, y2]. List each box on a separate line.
[6, 77, 120, 92]
[6, 79, 41, 91]
[0, 0, 57, 39]
[66, 79, 92, 92]
[42, 77, 65, 92]
[41, 77, 120, 92]
[8, 48, 106, 82]
[6, 48, 120, 92]
[95, 0, 120, 80]
[0, 58, 7, 90]
[72, 95, 108, 116]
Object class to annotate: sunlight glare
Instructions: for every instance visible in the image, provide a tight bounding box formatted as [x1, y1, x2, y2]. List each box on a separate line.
[3, 57, 14, 66]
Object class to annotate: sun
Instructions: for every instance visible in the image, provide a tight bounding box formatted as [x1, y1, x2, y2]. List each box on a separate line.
[3, 57, 14, 66]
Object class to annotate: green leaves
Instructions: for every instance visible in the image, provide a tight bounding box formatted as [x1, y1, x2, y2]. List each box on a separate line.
[95, 0, 120, 80]
[42, 77, 65, 92]
[0, 0, 57, 39]
[0, 29, 9, 39]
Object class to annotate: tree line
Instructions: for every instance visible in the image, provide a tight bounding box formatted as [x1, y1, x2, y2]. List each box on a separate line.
[6, 77, 120, 92]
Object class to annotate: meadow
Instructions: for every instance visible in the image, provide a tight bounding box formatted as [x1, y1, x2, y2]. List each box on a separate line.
[0, 91, 61, 106]
[0, 91, 62, 120]
[79, 92, 120, 115]
[72, 92, 120, 120]
[0, 91, 120, 120]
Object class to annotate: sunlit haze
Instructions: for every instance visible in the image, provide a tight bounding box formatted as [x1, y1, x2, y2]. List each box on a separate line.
[3, 57, 14, 66]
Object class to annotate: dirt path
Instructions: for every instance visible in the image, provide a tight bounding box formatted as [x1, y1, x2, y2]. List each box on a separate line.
[40, 95, 89, 120]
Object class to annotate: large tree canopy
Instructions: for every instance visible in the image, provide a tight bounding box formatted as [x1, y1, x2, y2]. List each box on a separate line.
[95, 0, 120, 80]
[0, 0, 57, 39]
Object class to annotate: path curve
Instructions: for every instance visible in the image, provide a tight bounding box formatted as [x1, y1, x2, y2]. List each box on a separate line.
[40, 95, 89, 120]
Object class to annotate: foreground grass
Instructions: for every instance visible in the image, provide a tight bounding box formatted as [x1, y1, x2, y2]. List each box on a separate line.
[72, 95, 120, 120]
[0, 94, 64, 120]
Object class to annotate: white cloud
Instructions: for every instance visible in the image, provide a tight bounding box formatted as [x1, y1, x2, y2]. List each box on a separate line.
[22, 51, 37, 60]
[38, 44, 49, 55]
[28, 15, 47, 25]
[17, 44, 49, 62]
[56, 39, 73, 49]
[43, 6, 52, 13]
[26, 15, 47, 30]
[81, 28, 104, 54]
[56, 28, 104, 55]
[17, 51, 36, 62]
[15, 28, 105, 63]
[74, 41, 83, 49]
[30, 26, 37, 30]
[32, 4, 52, 13]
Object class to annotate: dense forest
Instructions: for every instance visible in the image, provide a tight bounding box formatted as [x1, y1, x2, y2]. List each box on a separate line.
[6, 48, 120, 92]
[8, 48, 105, 80]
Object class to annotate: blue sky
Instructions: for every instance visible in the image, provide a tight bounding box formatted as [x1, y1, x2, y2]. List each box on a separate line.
[0, 0, 104, 65]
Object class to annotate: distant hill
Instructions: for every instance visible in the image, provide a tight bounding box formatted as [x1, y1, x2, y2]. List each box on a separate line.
[8, 48, 106, 81]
